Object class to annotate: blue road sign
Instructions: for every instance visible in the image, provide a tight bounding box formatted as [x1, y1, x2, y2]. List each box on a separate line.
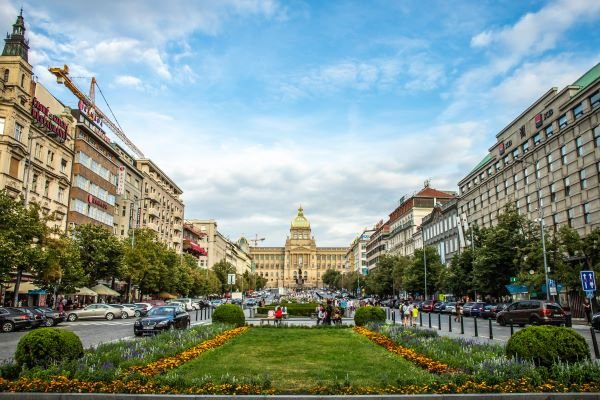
[585, 290, 595, 299]
[548, 279, 556, 288]
[580, 271, 596, 291]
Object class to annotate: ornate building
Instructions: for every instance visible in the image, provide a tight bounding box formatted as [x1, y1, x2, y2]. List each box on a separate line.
[250, 207, 348, 289]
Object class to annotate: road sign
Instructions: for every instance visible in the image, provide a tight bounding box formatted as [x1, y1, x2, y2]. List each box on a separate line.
[510, 276, 517, 283]
[580, 271, 596, 291]
[585, 290, 595, 299]
[227, 274, 236, 285]
[548, 279, 557, 295]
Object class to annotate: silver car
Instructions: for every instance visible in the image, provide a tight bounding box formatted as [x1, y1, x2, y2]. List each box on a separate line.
[66, 304, 123, 322]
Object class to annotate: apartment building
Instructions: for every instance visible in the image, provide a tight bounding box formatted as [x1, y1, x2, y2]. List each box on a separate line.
[111, 143, 143, 241]
[421, 198, 461, 265]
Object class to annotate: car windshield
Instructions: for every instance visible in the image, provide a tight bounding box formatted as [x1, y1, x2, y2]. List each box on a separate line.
[149, 307, 176, 316]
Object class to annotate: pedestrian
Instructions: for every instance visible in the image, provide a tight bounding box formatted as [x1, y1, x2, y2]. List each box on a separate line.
[411, 303, 418, 326]
[404, 302, 411, 326]
[454, 303, 461, 322]
[317, 305, 325, 325]
[583, 299, 592, 325]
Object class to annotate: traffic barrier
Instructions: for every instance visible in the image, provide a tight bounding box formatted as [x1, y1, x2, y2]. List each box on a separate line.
[448, 313, 452, 332]
[460, 315, 464, 334]
[438, 312, 441, 330]
[474, 316, 478, 337]
[428, 312, 432, 328]
[489, 318, 493, 340]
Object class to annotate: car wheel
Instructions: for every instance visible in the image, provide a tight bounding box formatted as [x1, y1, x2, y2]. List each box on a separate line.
[168, 323, 175, 331]
[134, 332, 143, 337]
[134, 310, 141, 318]
[497, 317, 506, 326]
[121, 312, 128, 319]
[106, 313, 114, 321]
[1, 321, 15, 333]
[529, 316, 540, 325]
[44, 318, 55, 327]
[67, 313, 78, 322]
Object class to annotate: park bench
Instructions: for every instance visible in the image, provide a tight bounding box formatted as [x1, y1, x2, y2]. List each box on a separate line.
[259, 310, 286, 326]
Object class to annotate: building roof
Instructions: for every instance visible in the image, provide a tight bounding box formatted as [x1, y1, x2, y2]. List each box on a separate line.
[291, 206, 310, 228]
[415, 187, 456, 198]
[468, 154, 493, 176]
[573, 62, 600, 90]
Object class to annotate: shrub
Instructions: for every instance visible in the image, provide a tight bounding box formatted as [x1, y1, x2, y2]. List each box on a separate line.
[506, 325, 589, 367]
[257, 303, 318, 317]
[212, 304, 245, 327]
[354, 306, 386, 326]
[15, 328, 83, 369]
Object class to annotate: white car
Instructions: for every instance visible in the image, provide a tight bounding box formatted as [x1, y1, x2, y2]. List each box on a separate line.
[170, 298, 196, 311]
[109, 304, 136, 319]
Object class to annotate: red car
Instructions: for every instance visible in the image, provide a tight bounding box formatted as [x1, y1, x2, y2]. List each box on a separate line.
[422, 300, 436, 312]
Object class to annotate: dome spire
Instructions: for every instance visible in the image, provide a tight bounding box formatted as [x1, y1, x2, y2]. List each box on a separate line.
[291, 205, 310, 228]
[2, 10, 29, 61]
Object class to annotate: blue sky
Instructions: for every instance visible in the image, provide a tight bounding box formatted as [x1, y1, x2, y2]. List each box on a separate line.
[2, 0, 599, 246]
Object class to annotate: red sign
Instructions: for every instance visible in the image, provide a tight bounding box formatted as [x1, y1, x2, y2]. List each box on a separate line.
[31, 97, 68, 143]
[87, 194, 108, 209]
[498, 142, 505, 155]
[534, 113, 543, 128]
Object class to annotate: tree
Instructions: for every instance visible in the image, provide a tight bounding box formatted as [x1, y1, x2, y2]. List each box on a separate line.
[322, 269, 341, 289]
[122, 228, 164, 301]
[404, 247, 443, 298]
[0, 191, 47, 306]
[445, 249, 475, 298]
[71, 224, 124, 287]
[212, 260, 236, 294]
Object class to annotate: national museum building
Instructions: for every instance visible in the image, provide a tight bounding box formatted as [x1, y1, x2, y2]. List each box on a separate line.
[250, 207, 348, 289]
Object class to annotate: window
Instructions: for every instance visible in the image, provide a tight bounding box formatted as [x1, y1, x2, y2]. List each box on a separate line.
[58, 187, 65, 202]
[579, 169, 587, 189]
[14, 122, 22, 141]
[527, 195, 534, 212]
[504, 180, 510, 195]
[591, 90, 600, 109]
[9, 157, 19, 177]
[595, 126, 600, 148]
[561, 145, 568, 164]
[547, 154, 553, 172]
[550, 183, 557, 202]
[20, 74, 24, 87]
[545, 124, 554, 138]
[487, 166, 493, 176]
[558, 114, 568, 128]
[2, 69, 8, 82]
[503, 155, 510, 166]
[46, 150, 54, 165]
[573, 103, 583, 119]
[31, 174, 38, 192]
[512, 148, 519, 159]
[567, 208, 575, 228]
[524, 167, 530, 185]
[495, 161, 501, 172]
[60, 159, 67, 173]
[522, 141, 529, 153]
[535, 160, 541, 179]
[564, 177, 571, 196]
[514, 174, 520, 191]
[576, 137, 584, 156]
[583, 203, 592, 224]
[533, 132, 542, 145]
[44, 180, 50, 197]
[552, 214, 559, 232]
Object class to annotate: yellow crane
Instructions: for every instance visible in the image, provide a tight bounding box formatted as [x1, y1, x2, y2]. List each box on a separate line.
[48, 64, 145, 158]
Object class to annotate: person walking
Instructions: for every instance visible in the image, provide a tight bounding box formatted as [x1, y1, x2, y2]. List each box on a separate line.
[583, 299, 592, 325]
[454, 302, 462, 322]
[411, 303, 418, 326]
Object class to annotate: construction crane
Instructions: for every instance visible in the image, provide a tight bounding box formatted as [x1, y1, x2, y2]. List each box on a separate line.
[48, 65, 145, 158]
[249, 234, 265, 247]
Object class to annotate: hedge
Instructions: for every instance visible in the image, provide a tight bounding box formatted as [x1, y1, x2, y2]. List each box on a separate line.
[257, 303, 319, 317]
[212, 304, 245, 327]
[354, 306, 386, 326]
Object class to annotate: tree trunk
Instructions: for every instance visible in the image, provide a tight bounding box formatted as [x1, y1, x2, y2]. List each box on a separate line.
[12, 268, 23, 307]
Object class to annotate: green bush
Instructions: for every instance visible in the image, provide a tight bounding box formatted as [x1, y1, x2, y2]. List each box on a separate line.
[15, 328, 83, 369]
[212, 304, 245, 327]
[354, 306, 386, 326]
[506, 325, 589, 367]
[257, 303, 318, 317]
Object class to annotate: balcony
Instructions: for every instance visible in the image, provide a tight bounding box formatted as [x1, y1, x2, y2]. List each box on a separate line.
[145, 221, 158, 231]
[173, 221, 182, 231]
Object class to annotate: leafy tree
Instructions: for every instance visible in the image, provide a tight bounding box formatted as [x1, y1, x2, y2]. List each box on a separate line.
[404, 246, 443, 298]
[322, 269, 341, 289]
[212, 260, 236, 294]
[71, 224, 124, 287]
[444, 249, 475, 298]
[0, 191, 47, 306]
[122, 228, 164, 301]
[341, 271, 358, 292]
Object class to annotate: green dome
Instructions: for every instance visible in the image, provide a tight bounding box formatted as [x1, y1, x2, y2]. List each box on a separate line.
[291, 206, 310, 228]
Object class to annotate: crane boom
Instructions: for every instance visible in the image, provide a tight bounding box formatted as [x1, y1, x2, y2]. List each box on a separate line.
[48, 65, 145, 158]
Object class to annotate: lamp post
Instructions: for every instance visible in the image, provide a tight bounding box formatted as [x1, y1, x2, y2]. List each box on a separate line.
[423, 229, 428, 301]
[515, 157, 550, 301]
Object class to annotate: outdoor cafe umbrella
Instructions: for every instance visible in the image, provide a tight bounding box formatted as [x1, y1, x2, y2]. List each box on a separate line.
[158, 292, 177, 299]
[91, 283, 120, 297]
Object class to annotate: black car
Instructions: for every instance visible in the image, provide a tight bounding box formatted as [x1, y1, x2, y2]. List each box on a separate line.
[32, 307, 65, 326]
[592, 312, 600, 331]
[133, 305, 190, 336]
[15, 307, 46, 328]
[0, 307, 32, 332]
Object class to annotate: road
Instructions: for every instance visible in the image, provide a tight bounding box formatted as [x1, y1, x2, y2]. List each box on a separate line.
[0, 311, 213, 363]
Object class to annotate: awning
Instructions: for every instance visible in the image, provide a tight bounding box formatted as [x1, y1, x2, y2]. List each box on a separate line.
[74, 287, 98, 296]
[91, 283, 121, 297]
[5, 281, 41, 294]
[184, 239, 208, 256]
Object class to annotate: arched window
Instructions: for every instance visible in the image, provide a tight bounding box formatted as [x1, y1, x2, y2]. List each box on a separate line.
[3, 69, 8, 82]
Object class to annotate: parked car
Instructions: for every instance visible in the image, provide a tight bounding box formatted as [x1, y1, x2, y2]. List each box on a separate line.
[496, 300, 567, 326]
[170, 298, 196, 311]
[444, 302, 457, 314]
[15, 307, 46, 328]
[433, 302, 446, 313]
[479, 304, 497, 319]
[109, 304, 136, 319]
[0, 307, 32, 332]
[134, 303, 154, 315]
[422, 300, 436, 312]
[120, 303, 147, 317]
[592, 312, 600, 331]
[66, 304, 124, 322]
[244, 298, 257, 307]
[461, 302, 476, 316]
[210, 299, 223, 308]
[469, 302, 488, 318]
[32, 306, 65, 326]
[133, 305, 190, 336]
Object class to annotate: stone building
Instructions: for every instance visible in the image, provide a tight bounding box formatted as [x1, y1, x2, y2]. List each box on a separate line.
[111, 143, 143, 241]
[457, 63, 600, 236]
[249, 207, 348, 289]
[421, 198, 461, 265]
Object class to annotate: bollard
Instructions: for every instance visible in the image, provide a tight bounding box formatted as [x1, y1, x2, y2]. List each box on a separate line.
[474, 316, 478, 337]
[438, 312, 441, 330]
[489, 318, 493, 340]
[509, 320, 514, 336]
[195, 308, 199, 321]
[419, 311, 423, 327]
[428, 312, 432, 328]
[460, 315, 464, 334]
[448, 314, 452, 332]
[591, 327, 600, 358]
[392, 309, 396, 325]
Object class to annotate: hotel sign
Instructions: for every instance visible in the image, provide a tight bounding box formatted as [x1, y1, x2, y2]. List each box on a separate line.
[31, 97, 69, 143]
[87, 194, 108, 210]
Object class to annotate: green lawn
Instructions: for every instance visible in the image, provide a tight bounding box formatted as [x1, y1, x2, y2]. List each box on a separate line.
[166, 327, 436, 392]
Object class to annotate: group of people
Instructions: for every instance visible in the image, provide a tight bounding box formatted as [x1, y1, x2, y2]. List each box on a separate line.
[316, 299, 344, 325]
[399, 302, 419, 326]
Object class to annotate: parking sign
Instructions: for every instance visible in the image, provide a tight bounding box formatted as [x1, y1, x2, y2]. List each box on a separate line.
[580, 271, 596, 291]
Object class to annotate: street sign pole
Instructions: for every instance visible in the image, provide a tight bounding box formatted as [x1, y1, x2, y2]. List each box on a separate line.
[580, 271, 596, 317]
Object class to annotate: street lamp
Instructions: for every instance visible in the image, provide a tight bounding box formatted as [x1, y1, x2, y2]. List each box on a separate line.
[515, 157, 551, 301]
[422, 228, 428, 301]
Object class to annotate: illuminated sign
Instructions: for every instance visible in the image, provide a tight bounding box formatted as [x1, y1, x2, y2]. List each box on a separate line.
[534, 113, 543, 128]
[116, 166, 125, 195]
[31, 97, 69, 143]
[87, 194, 108, 210]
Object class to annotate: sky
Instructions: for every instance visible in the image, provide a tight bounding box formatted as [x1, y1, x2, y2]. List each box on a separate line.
[2, 0, 599, 247]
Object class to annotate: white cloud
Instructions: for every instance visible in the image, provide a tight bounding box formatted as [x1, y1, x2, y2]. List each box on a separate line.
[114, 75, 142, 88]
[470, 31, 492, 47]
